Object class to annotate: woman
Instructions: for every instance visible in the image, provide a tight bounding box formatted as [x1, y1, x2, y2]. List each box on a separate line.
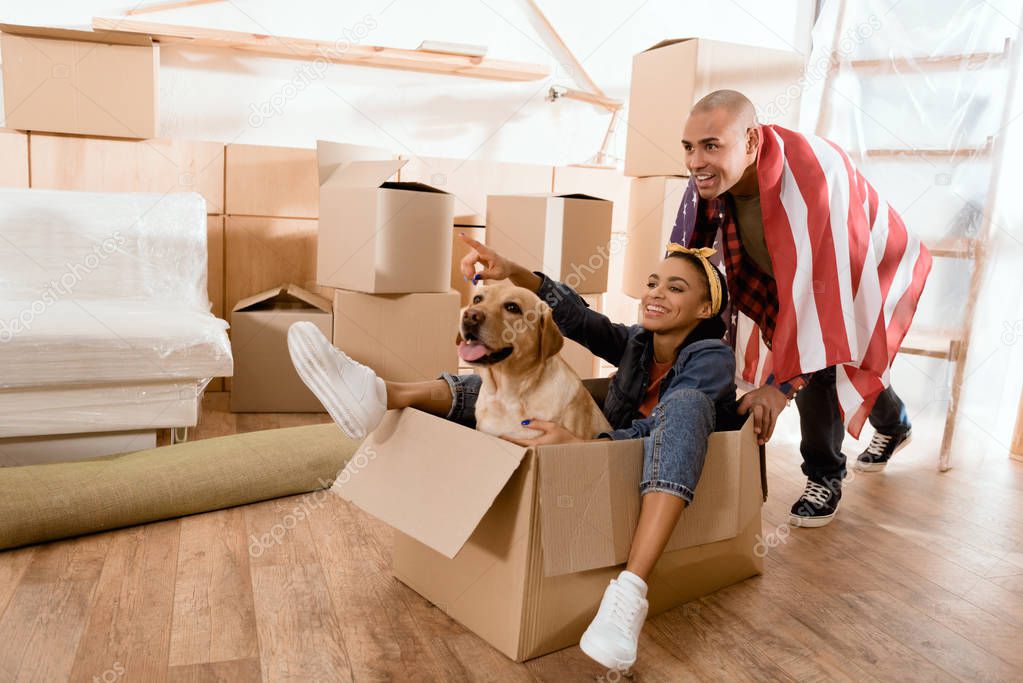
[287, 234, 736, 672]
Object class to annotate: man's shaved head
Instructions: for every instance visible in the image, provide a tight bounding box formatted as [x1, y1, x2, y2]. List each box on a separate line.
[682, 89, 761, 199]
[691, 89, 758, 129]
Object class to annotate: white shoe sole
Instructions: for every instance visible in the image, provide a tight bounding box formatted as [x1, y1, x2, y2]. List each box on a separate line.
[789, 503, 839, 528]
[579, 630, 636, 671]
[853, 433, 913, 473]
[287, 322, 368, 439]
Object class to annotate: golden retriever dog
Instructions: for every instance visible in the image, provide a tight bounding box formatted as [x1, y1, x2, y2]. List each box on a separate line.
[456, 281, 612, 441]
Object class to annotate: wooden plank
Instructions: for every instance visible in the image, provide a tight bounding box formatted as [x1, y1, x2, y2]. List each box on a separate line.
[0, 547, 35, 618]
[0, 128, 29, 188]
[91, 17, 550, 82]
[67, 521, 181, 682]
[169, 506, 258, 667]
[29, 133, 226, 213]
[899, 328, 962, 359]
[225, 144, 318, 219]
[167, 657, 261, 683]
[864, 141, 992, 159]
[243, 495, 322, 569]
[926, 237, 976, 259]
[849, 49, 1007, 72]
[250, 562, 353, 682]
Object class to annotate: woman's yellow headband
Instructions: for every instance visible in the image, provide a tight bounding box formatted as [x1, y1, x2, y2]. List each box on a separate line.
[664, 243, 723, 315]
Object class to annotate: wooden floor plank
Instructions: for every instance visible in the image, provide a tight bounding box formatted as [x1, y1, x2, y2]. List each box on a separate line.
[250, 562, 353, 683]
[0, 546, 36, 617]
[169, 506, 259, 667]
[166, 657, 261, 683]
[66, 520, 181, 683]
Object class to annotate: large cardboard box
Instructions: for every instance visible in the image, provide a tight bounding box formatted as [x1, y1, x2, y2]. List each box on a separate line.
[0, 24, 158, 139]
[486, 193, 613, 295]
[552, 165, 631, 235]
[622, 176, 688, 299]
[332, 290, 459, 383]
[399, 156, 554, 226]
[334, 409, 763, 661]
[225, 143, 319, 218]
[560, 293, 604, 379]
[625, 38, 805, 177]
[29, 133, 225, 213]
[230, 284, 333, 413]
[317, 142, 454, 293]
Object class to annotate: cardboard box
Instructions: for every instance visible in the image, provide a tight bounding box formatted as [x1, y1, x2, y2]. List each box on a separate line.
[622, 176, 688, 299]
[560, 293, 604, 379]
[486, 193, 613, 295]
[0, 128, 29, 188]
[450, 226, 486, 307]
[334, 409, 763, 661]
[625, 38, 805, 177]
[29, 133, 225, 213]
[399, 156, 554, 226]
[230, 284, 333, 413]
[332, 290, 459, 383]
[317, 141, 454, 293]
[225, 143, 319, 218]
[0, 24, 158, 139]
[224, 216, 328, 325]
[552, 165, 631, 235]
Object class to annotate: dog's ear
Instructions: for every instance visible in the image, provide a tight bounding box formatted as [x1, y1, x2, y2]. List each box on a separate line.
[538, 305, 564, 360]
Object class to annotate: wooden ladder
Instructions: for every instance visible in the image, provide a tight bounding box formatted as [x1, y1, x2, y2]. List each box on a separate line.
[816, 1, 1022, 470]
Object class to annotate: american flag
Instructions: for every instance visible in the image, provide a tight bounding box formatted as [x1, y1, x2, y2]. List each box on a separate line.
[678, 125, 932, 437]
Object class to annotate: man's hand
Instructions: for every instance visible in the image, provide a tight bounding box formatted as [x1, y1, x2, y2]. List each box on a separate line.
[737, 385, 788, 445]
[458, 233, 513, 282]
[500, 419, 584, 447]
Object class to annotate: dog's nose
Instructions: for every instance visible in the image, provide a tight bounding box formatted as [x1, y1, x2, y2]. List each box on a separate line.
[463, 308, 486, 326]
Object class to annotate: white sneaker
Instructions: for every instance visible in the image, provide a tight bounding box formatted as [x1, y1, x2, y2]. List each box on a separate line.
[579, 570, 649, 671]
[287, 321, 387, 439]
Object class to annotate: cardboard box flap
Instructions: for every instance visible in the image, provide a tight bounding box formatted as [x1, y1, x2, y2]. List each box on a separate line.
[316, 139, 397, 185]
[557, 193, 610, 202]
[320, 158, 406, 190]
[536, 419, 758, 577]
[642, 38, 695, 53]
[332, 408, 529, 559]
[232, 283, 332, 313]
[380, 180, 450, 195]
[0, 23, 153, 46]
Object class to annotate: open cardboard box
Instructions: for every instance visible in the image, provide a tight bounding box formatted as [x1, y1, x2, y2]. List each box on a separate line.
[230, 284, 333, 413]
[316, 140, 454, 293]
[334, 391, 765, 661]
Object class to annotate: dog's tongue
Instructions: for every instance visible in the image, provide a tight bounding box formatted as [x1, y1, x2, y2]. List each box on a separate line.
[458, 340, 489, 362]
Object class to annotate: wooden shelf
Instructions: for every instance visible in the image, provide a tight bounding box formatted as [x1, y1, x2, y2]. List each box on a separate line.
[899, 328, 963, 360]
[848, 49, 1007, 73]
[864, 140, 992, 158]
[91, 17, 550, 82]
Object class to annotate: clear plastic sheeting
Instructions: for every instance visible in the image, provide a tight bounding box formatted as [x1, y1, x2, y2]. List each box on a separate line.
[0, 188, 232, 392]
[0, 381, 201, 439]
[795, 0, 1023, 456]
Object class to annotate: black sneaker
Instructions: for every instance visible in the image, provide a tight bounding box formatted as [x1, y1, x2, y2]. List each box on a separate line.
[789, 478, 842, 528]
[854, 429, 912, 472]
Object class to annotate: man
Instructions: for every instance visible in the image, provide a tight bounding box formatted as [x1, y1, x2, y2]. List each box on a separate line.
[674, 90, 931, 527]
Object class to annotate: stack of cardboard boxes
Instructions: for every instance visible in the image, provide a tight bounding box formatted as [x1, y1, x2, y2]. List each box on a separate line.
[622, 38, 804, 300]
[315, 141, 462, 384]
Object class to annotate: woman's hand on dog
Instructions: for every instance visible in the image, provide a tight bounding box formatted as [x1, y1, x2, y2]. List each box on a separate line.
[458, 233, 513, 282]
[501, 419, 584, 446]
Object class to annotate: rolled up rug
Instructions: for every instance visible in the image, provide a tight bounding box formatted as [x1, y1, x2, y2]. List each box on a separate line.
[0, 423, 359, 550]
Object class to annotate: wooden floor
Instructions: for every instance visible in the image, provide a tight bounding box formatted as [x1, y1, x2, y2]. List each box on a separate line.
[1, 392, 1022, 682]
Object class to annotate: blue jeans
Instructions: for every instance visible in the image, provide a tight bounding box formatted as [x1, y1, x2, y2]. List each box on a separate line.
[439, 373, 714, 505]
